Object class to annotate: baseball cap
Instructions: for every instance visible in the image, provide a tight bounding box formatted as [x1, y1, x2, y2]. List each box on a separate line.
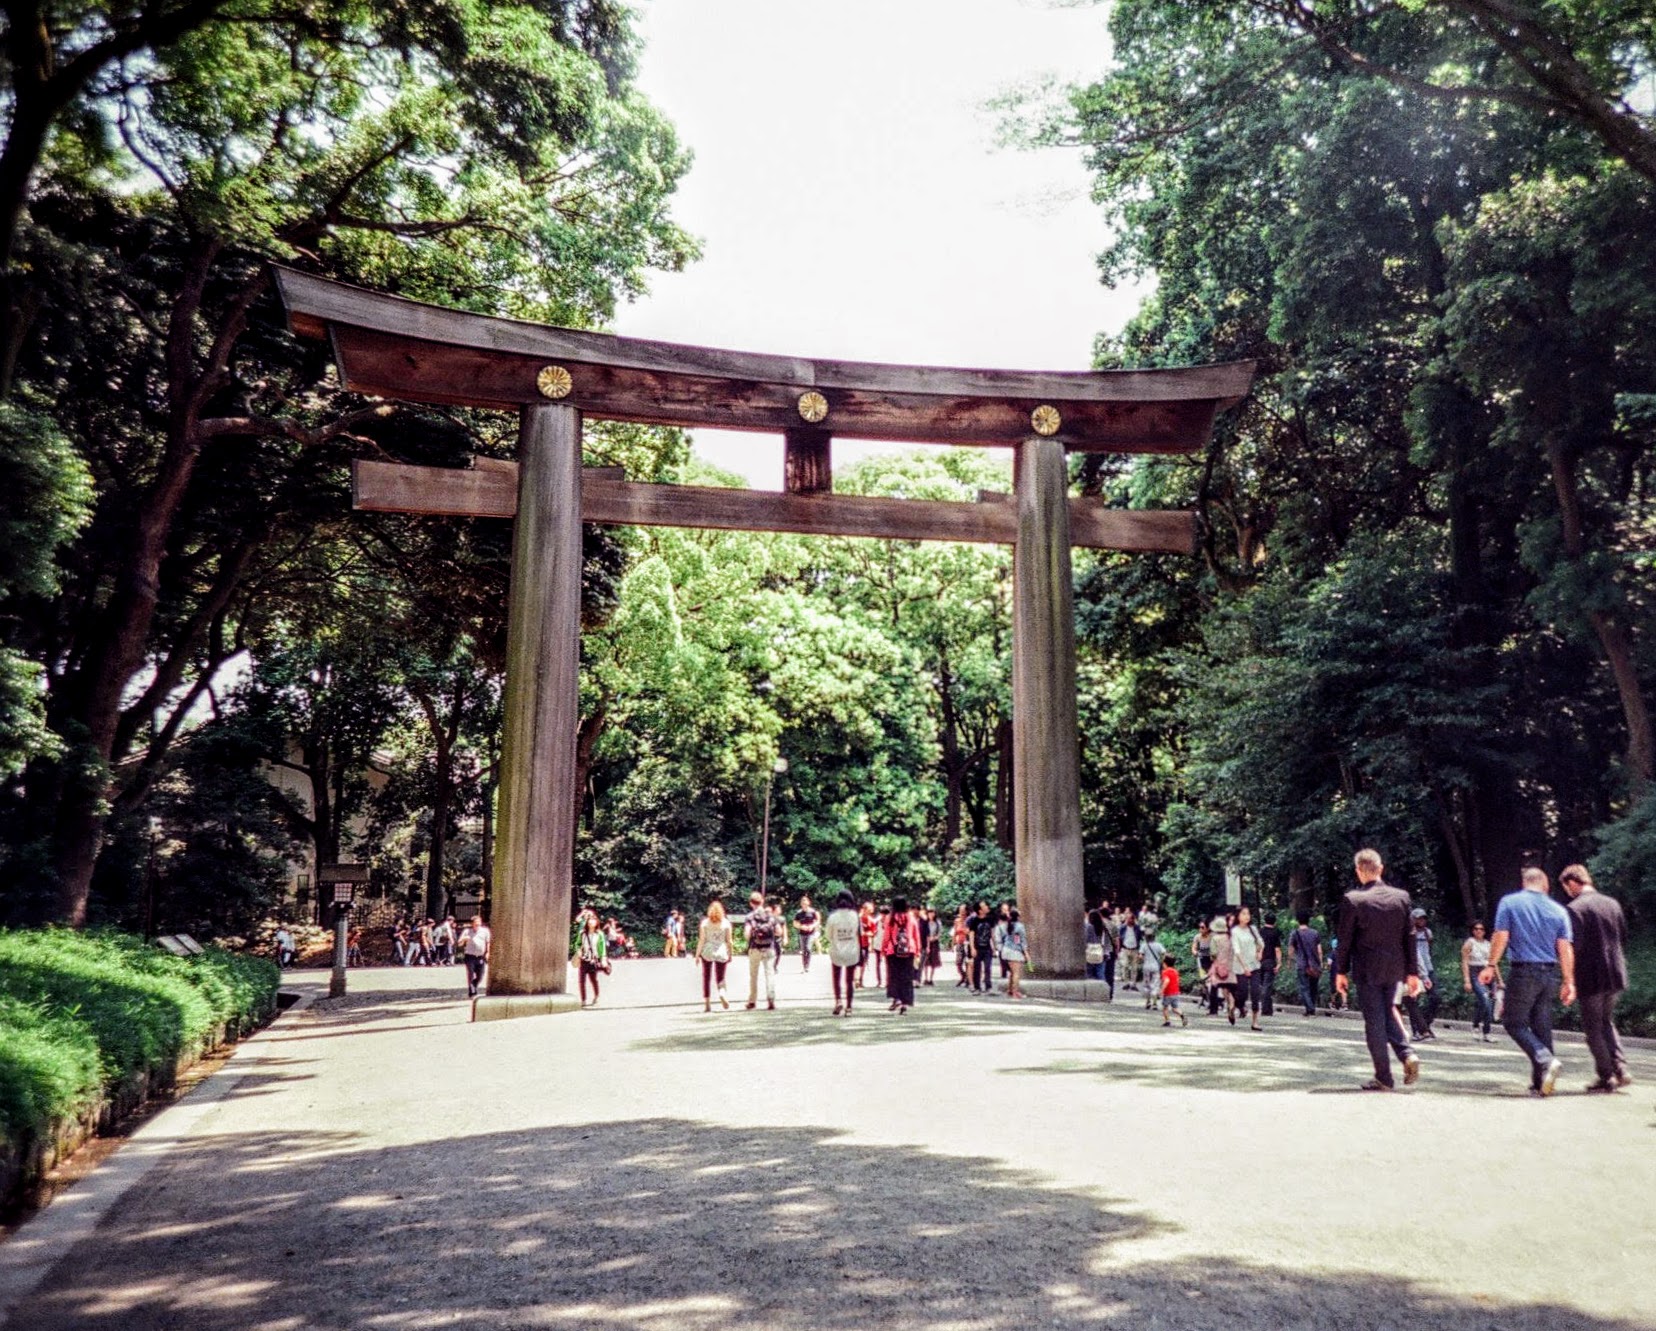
[1410, 908, 1426, 919]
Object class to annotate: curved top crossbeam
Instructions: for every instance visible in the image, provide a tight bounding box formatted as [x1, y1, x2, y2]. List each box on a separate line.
[275, 268, 1254, 453]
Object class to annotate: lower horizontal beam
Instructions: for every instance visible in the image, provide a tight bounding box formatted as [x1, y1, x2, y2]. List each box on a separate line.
[350, 459, 1197, 554]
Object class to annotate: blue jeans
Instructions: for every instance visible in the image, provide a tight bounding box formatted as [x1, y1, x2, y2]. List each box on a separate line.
[1086, 961, 1107, 982]
[1502, 962, 1557, 1087]
[1469, 975, 1495, 1033]
[1296, 969, 1319, 1015]
[1357, 978, 1413, 1086]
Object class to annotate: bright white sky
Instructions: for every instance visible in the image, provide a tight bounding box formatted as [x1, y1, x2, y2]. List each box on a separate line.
[613, 0, 1148, 488]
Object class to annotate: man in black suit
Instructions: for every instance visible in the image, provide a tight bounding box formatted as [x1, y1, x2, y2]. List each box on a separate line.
[1334, 848, 1422, 1090]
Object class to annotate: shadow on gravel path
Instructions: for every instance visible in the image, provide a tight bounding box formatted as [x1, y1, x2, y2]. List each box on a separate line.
[20, 1118, 1651, 1331]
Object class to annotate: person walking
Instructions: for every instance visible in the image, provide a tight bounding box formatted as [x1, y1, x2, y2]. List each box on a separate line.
[1119, 909, 1142, 991]
[1481, 867, 1575, 1097]
[1561, 865, 1630, 1092]
[793, 896, 820, 972]
[743, 892, 780, 1010]
[1191, 919, 1214, 1004]
[1460, 920, 1496, 1042]
[1289, 910, 1323, 1017]
[1141, 931, 1166, 1011]
[1085, 908, 1110, 986]
[883, 896, 922, 1012]
[663, 910, 680, 959]
[969, 901, 997, 994]
[871, 905, 890, 989]
[576, 913, 608, 1008]
[825, 891, 862, 1016]
[274, 924, 295, 969]
[952, 906, 971, 987]
[460, 914, 490, 998]
[1334, 848, 1422, 1091]
[857, 901, 875, 987]
[1159, 953, 1189, 1027]
[1401, 908, 1439, 1041]
[695, 900, 734, 1012]
[1257, 912, 1282, 1016]
[1000, 908, 1029, 999]
[1207, 913, 1234, 1018]
[1230, 905, 1266, 1031]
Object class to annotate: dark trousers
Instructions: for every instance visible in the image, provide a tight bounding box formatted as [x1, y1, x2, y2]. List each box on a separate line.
[971, 953, 994, 992]
[464, 954, 486, 997]
[1234, 970, 1262, 1016]
[1470, 976, 1495, 1034]
[579, 959, 602, 1004]
[700, 958, 727, 999]
[1259, 966, 1276, 1015]
[1402, 982, 1439, 1036]
[887, 955, 917, 1007]
[1357, 979, 1413, 1086]
[1578, 989, 1625, 1083]
[1103, 949, 1117, 995]
[833, 963, 857, 1007]
[1502, 962, 1557, 1087]
[1296, 969, 1319, 1015]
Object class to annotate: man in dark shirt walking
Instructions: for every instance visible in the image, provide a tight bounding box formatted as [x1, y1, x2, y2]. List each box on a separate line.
[1562, 864, 1631, 1092]
[1335, 848, 1421, 1091]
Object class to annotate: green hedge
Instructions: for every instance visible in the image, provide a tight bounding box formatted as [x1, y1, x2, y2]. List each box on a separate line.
[0, 928, 280, 1151]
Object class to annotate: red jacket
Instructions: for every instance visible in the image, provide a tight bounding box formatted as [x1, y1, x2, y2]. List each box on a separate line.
[882, 912, 921, 957]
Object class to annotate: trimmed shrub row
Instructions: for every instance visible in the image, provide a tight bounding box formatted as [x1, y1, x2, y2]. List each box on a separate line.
[0, 928, 280, 1198]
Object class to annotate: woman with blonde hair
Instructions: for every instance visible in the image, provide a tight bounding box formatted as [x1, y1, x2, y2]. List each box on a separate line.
[696, 899, 734, 1012]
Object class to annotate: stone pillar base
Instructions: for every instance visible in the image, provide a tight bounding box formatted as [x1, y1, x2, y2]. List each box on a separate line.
[471, 993, 582, 1023]
[1018, 978, 1117, 1003]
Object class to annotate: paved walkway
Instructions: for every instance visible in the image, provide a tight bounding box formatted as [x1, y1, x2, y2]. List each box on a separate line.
[5, 958, 1655, 1330]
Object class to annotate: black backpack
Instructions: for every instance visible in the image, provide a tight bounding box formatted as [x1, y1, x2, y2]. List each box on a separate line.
[746, 909, 776, 950]
[889, 914, 915, 958]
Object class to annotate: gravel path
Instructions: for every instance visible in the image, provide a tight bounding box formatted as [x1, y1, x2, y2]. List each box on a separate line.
[6, 957, 1655, 1330]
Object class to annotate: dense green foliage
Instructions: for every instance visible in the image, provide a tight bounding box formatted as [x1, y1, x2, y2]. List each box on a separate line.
[1031, 0, 1656, 927]
[1, 1, 1653, 984]
[0, 928, 278, 1148]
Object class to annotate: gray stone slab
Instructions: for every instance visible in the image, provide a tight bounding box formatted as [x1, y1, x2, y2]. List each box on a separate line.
[470, 992, 582, 1023]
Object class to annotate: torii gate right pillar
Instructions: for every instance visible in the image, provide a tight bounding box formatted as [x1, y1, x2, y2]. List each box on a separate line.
[1012, 437, 1086, 976]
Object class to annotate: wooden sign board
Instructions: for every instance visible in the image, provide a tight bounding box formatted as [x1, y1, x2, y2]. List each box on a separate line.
[174, 933, 205, 955]
[155, 935, 191, 956]
[318, 863, 371, 884]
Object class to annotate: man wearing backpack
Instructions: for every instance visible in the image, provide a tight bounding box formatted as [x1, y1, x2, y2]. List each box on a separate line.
[744, 892, 779, 1010]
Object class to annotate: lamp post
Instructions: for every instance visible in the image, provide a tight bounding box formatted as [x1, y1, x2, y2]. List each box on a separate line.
[759, 757, 788, 901]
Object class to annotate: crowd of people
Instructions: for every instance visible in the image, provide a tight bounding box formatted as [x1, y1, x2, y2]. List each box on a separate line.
[423, 845, 1636, 1101]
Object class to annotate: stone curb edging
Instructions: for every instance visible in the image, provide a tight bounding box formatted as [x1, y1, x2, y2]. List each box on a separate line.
[0, 985, 317, 1331]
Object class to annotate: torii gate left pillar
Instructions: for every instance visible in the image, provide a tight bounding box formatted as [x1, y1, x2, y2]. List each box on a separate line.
[486, 403, 582, 1009]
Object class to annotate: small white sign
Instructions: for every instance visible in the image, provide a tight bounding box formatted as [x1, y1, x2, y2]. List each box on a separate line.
[1224, 866, 1242, 906]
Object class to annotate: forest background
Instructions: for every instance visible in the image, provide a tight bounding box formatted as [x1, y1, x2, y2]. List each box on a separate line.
[0, 0, 1652, 958]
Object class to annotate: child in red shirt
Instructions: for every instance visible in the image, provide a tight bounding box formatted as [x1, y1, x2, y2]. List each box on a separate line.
[1160, 958, 1188, 1027]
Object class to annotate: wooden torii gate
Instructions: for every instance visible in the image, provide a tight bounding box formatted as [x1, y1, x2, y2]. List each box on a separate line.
[276, 269, 1253, 1013]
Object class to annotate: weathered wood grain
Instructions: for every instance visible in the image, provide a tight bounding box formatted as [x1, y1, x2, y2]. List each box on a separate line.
[1012, 439, 1087, 977]
[277, 267, 1255, 405]
[486, 405, 582, 998]
[349, 460, 1198, 554]
[784, 429, 832, 494]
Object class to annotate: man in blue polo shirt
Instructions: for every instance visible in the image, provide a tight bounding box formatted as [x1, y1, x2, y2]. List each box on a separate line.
[1481, 867, 1577, 1097]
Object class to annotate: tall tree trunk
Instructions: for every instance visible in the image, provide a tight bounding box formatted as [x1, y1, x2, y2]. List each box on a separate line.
[1547, 437, 1654, 794]
[47, 240, 224, 923]
[993, 717, 1014, 851]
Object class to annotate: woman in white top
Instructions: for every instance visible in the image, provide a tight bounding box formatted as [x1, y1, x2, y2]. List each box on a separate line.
[1461, 920, 1495, 1041]
[1229, 906, 1266, 1030]
[999, 907, 1029, 999]
[824, 890, 863, 1016]
[696, 900, 734, 1012]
